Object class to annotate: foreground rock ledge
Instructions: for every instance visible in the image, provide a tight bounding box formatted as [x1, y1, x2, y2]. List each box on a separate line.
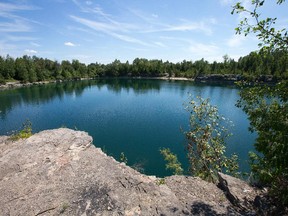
[0, 129, 258, 215]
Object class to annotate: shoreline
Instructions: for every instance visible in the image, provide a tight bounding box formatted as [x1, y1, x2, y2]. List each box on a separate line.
[0, 80, 55, 90]
[0, 74, 280, 90]
[0, 77, 194, 90]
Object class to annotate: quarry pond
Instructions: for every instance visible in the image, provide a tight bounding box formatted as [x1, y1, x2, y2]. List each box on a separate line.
[0, 79, 256, 177]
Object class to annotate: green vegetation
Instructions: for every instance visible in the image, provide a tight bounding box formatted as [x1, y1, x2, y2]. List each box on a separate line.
[233, 0, 288, 206]
[0, 0, 286, 208]
[119, 152, 128, 164]
[156, 178, 166, 185]
[232, 0, 287, 52]
[0, 49, 288, 84]
[161, 97, 239, 183]
[10, 120, 33, 141]
[184, 96, 239, 183]
[238, 79, 288, 204]
[160, 148, 183, 175]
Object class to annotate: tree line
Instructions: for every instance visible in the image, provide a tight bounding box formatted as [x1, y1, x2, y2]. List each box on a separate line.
[0, 49, 288, 84]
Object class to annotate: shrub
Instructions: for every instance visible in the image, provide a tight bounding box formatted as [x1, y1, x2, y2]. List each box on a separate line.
[10, 119, 33, 141]
[160, 148, 183, 175]
[184, 96, 239, 183]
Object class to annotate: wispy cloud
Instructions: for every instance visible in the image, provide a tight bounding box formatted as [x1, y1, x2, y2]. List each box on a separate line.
[70, 15, 123, 32]
[154, 42, 167, 48]
[4, 36, 37, 41]
[110, 33, 150, 46]
[0, 2, 41, 56]
[70, 15, 149, 46]
[72, 0, 114, 20]
[85, 1, 93, 6]
[30, 42, 41, 47]
[71, 1, 137, 33]
[219, 0, 233, 6]
[189, 42, 219, 55]
[0, 2, 39, 33]
[227, 34, 246, 47]
[0, 20, 32, 32]
[187, 41, 222, 62]
[129, 8, 215, 35]
[161, 21, 213, 35]
[0, 40, 17, 52]
[0, 2, 38, 12]
[25, 49, 37, 54]
[64, 41, 76, 47]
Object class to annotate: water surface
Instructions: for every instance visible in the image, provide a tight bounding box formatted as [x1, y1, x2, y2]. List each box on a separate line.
[0, 79, 256, 176]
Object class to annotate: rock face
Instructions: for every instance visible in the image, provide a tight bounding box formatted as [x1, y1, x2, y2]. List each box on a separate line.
[0, 129, 258, 215]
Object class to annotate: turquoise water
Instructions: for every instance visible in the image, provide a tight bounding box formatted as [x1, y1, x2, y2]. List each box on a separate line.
[0, 79, 256, 177]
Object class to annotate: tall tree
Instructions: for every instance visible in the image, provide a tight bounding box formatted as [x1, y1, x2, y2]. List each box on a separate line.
[232, 0, 288, 206]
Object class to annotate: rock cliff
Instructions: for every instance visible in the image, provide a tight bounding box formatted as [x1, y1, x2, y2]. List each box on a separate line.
[0, 128, 260, 215]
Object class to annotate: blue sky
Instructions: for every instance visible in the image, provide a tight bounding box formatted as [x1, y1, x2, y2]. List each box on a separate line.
[0, 0, 287, 64]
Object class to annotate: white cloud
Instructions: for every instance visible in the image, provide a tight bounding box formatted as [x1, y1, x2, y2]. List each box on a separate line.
[25, 49, 37, 54]
[188, 42, 221, 62]
[154, 42, 166, 48]
[152, 14, 158, 18]
[85, 1, 93, 6]
[141, 18, 215, 36]
[70, 15, 135, 33]
[110, 32, 150, 46]
[64, 42, 76, 47]
[30, 42, 41, 47]
[0, 2, 39, 35]
[227, 34, 246, 47]
[70, 15, 148, 46]
[219, 0, 233, 6]
[165, 22, 213, 35]
[72, 0, 112, 19]
[0, 20, 32, 32]
[0, 40, 17, 52]
[5, 36, 36, 41]
[0, 2, 38, 12]
[189, 43, 219, 54]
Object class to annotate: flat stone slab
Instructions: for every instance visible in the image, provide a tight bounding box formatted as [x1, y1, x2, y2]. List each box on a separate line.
[0, 128, 256, 215]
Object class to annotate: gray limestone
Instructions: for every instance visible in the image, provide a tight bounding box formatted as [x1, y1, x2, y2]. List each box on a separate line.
[0, 128, 259, 215]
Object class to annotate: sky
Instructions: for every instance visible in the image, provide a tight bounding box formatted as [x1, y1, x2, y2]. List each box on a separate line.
[0, 0, 287, 64]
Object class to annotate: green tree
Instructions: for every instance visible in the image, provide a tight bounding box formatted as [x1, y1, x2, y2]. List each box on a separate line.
[4, 55, 15, 79]
[233, 0, 288, 205]
[184, 96, 239, 183]
[237, 82, 288, 204]
[15, 57, 29, 82]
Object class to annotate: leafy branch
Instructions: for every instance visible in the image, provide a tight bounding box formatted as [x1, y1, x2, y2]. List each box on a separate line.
[232, 0, 288, 51]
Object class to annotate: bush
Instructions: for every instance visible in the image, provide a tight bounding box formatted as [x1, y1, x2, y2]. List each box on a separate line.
[161, 96, 239, 183]
[184, 96, 239, 183]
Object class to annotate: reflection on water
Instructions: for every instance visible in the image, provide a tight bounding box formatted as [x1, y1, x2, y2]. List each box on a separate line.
[0, 79, 163, 118]
[0, 79, 256, 177]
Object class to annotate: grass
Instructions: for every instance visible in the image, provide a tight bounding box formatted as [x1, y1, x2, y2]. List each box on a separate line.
[9, 120, 33, 141]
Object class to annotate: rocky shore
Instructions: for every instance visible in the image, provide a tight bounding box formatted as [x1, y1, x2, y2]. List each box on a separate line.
[0, 75, 279, 91]
[0, 81, 53, 90]
[0, 128, 270, 215]
[0, 77, 193, 91]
